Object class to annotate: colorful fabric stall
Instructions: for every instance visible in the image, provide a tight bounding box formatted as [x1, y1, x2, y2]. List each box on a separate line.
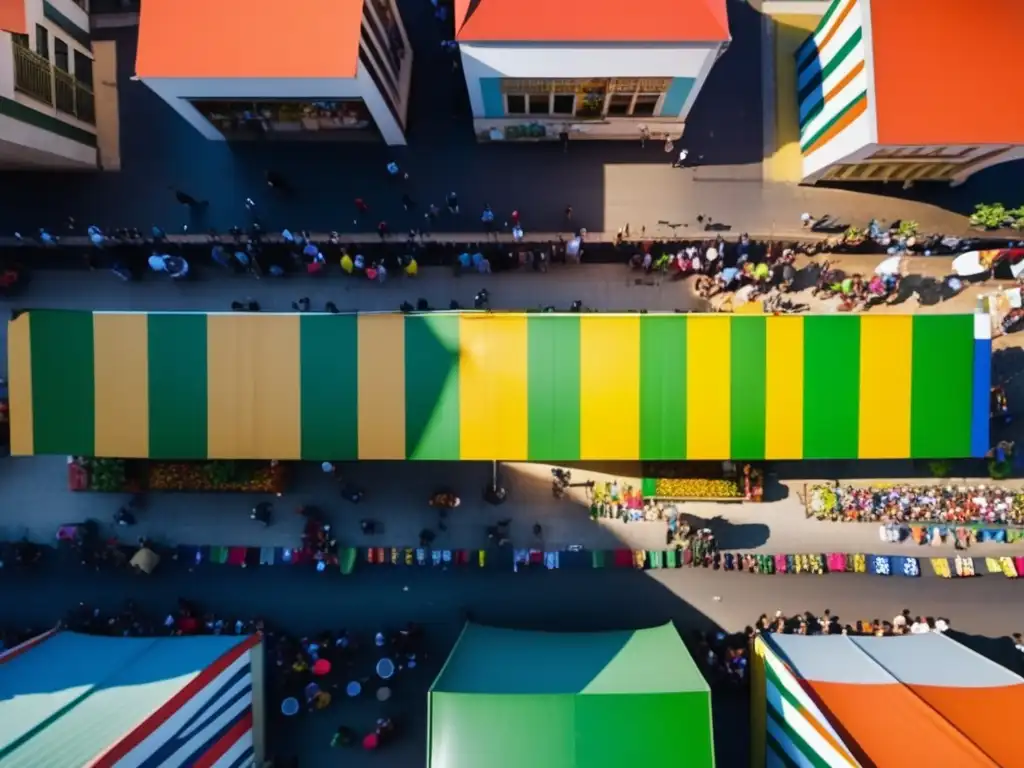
[9, 310, 988, 460]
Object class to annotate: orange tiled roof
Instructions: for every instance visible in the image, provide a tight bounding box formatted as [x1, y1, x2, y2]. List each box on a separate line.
[455, 0, 730, 44]
[870, 0, 1024, 145]
[136, 0, 364, 79]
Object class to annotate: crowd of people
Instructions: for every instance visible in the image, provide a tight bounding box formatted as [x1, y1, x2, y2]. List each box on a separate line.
[696, 608, 955, 687]
[806, 484, 1024, 525]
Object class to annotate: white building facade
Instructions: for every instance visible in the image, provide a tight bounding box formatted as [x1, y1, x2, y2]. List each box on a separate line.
[0, 0, 97, 169]
[460, 44, 727, 143]
[136, 0, 413, 146]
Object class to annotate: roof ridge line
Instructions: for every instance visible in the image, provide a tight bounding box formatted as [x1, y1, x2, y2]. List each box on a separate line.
[851, 636, 1002, 767]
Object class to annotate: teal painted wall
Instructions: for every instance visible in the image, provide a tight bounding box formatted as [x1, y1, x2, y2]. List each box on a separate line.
[661, 78, 696, 116]
[479, 78, 505, 118]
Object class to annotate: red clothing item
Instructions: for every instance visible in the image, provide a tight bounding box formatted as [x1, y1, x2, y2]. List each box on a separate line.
[510, 210, 520, 225]
[354, 198, 368, 212]
[178, 616, 199, 634]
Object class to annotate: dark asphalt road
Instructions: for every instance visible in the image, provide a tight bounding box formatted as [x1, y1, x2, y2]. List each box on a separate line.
[1, 558, 1021, 766]
[0, 1, 1017, 237]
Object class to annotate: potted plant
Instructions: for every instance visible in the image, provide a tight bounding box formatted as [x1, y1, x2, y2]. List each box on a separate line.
[969, 203, 1009, 230]
[896, 220, 919, 238]
[842, 226, 865, 246]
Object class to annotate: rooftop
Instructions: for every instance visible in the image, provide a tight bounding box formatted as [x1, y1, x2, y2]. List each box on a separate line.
[869, 0, 1024, 145]
[136, 0, 364, 79]
[454, 0, 730, 44]
[768, 632, 1024, 767]
[0, 631, 256, 767]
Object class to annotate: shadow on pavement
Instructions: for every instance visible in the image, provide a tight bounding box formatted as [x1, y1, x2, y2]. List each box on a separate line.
[0, 550, 744, 767]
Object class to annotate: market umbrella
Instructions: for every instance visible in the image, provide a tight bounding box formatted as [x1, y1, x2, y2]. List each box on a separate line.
[304, 682, 320, 702]
[376, 686, 392, 702]
[281, 697, 299, 717]
[362, 733, 379, 750]
[1011, 260, 1024, 279]
[312, 658, 331, 676]
[130, 547, 160, 574]
[376, 658, 395, 679]
[346, 680, 361, 697]
[874, 255, 903, 276]
[952, 251, 987, 277]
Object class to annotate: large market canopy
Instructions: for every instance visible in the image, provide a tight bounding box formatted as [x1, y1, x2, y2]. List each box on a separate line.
[753, 632, 1023, 767]
[0, 630, 260, 767]
[8, 310, 989, 460]
[428, 622, 714, 768]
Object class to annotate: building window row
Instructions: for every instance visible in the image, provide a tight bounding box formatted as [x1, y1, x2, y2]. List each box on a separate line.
[500, 78, 668, 119]
[16, 27, 93, 85]
[504, 91, 663, 118]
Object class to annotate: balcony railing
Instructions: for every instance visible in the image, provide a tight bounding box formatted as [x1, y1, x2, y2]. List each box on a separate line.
[13, 44, 53, 107]
[13, 44, 96, 125]
[75, 83, 95, 125]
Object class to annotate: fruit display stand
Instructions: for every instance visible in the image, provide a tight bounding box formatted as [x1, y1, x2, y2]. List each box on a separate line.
[147, 461, 288, 493]
[641, 462, 764, 502]
[69, 457, 288, 493]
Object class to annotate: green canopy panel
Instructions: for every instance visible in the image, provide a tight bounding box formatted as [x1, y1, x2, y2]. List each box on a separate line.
[428, 623, 715, 768]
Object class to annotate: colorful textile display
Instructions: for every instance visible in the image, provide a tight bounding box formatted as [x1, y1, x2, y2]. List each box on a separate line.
[893, 556, 920, 577]
[872, 555, 891, 576]
[853, 554, 867, 573]
[955, 556, 976, 577]
[930, 558, 952, 577]
[827, 553, 846, 572]
[999, 557, 1018, 577]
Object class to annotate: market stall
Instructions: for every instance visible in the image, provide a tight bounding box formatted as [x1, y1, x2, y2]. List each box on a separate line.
[8, 310, 990, 461]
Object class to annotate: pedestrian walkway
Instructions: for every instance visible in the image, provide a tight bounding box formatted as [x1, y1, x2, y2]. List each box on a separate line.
[0, 11, 1015, 243]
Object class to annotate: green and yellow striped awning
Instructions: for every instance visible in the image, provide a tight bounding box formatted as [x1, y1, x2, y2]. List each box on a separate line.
[7, 310, 985, 461]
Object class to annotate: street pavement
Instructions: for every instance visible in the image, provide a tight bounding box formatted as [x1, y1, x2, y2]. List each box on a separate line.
[0, 2, 1018, 239]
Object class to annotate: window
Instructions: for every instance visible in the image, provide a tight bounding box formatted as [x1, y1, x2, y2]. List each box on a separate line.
[606, 94, 632, 116]
[74, 51, 93, 87]
[35, 24, 49, 60]
[54, 39, 69, 72]
[505, 94, 526, 114]
[632, 94, 660, 117]
[527, 95, 549, 115]
[552, 94, 575, 115]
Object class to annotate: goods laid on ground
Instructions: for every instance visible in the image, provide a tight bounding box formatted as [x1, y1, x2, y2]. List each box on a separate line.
[70, 457, 287, 493]
[174, 544, 1022, 579]
[805, 483, 1024, 524]
[879, 522, 1024, 546]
